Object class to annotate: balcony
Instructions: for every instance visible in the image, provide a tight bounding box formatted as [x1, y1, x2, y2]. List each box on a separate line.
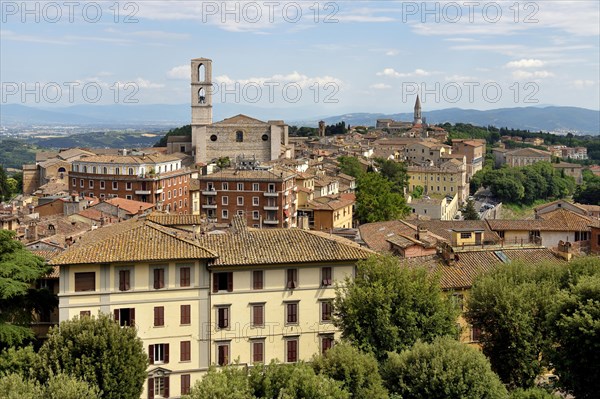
[202, 204, 218, 209]
[264, 191, 278, 197]
[155, 188, 163, 194]
[264, 205, 279, 211]
[263, 219, 279, 225]
[202, 190, 217, 195]
[135, 190, 151, 195]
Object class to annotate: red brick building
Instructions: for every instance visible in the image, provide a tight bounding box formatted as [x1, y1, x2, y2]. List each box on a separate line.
[197, 166, 297, 228]
[591, 225, 600, 254]
[69, 153, 192, 214]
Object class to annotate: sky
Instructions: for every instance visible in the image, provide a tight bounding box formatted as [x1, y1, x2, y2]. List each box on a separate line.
[1, 0, 599, 115]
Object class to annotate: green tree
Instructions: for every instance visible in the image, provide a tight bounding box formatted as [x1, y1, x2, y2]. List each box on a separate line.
[412, 185, 424, 199]
[0, 373, 100, 399]
[355, 173, 410, 223]
[0, 373, 42, 399]
[153, 124, 191, 147]
[462, 199, 480, 220]
[374, 158, 409, 193]
[465, 262, 561, 388]
[183, 365, 253, 399]
[547, 266, 600, 399]
[248, 361, 349, 399]
[509, 388, 554, 399]
[334, 255, 459, 360]
[381, 337, 508, 399]
[338, 156, 365, 178]
[0, 166, 11, 202]
[0, 230, 55, 348]
[37, 313, 148, 399]
[0, 346, 37, 379]
[312, 342, 388, 399]
[216, 156, 231, 169]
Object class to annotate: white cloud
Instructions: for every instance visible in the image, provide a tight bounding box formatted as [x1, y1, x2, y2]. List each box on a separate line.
[573, 80, 597, 88]
[167, 65, 190, 80]
[506, 59, 545, 68]
[385, 49, 399, 56]
[376, 68, 432, 78]
[370, 83, 392, 89]
[134, 78, 165, 89]
[512, 70, 555, 79]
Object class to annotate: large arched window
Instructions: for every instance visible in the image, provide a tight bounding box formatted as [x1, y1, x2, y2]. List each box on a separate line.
[198, 63, 205, 82]
[128, 168, 134, 175]
[198, 88, 206, 104]
[83, 166, 88, 173]
[236, 130, 244, 142]
[103, 167, 108, 174]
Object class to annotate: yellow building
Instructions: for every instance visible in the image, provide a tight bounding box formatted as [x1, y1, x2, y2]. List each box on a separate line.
[407, 158, 467, 202]
[51, 215, 372, 398]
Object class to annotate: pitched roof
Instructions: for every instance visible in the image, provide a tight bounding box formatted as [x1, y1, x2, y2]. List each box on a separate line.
[506, 148, 551, 157]
[196, 228, 373, 267]
[213, 114, 267, 125]
[50, 218, 217, 265]
[537, 208, 593, 231]
[147, 213, 205, 226]
[359, 220, 442, 253]
[417, 220, 500, 243]
[102, 197, 155, 215]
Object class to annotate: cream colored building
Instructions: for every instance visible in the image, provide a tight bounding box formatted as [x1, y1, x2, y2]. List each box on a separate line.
[407, 158, 468, 203]
[51, 215, 372, 399]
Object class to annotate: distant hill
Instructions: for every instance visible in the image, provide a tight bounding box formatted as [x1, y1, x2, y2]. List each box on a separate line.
[2, 104, 598, 135]
[292, 106, 600, 135]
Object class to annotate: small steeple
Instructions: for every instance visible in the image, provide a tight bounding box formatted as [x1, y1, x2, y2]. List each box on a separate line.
[413, 95, 422, 125]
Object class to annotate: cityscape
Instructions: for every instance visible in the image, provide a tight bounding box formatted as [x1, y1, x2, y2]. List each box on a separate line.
[1, 2, 600, 399]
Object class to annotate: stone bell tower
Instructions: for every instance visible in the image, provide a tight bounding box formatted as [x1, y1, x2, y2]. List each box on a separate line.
[191, 58, 213, 163]
[413, 94, 422, 125]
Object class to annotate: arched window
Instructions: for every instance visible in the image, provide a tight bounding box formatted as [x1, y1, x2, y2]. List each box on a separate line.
[92, 166, 97, 174]
[115, 168, 120, 175]
[236, 130, 244, 142]
[198, 63, 205, 82]
[103, 167, 108, 174]
[83, 166, 87, 173]
[128, 168, 134, 175]
[198, 88, 206, 104]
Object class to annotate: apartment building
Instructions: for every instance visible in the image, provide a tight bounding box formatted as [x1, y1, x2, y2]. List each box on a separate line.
[407, 158, 468, 202]
[451, 139, 486, 181]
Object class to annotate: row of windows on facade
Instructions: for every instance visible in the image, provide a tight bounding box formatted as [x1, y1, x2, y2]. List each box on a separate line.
[207, 131, 269, 143]
[415, 175, 456, 182]
[73, 162, 181, 175]
[209, 196, 277, 207]
[411, 185, 455, 192]
[72, 179, 188, 192]
[73, 267, 334, 293]
[144, 334, 335, 398]
[206, 182, 279, 192]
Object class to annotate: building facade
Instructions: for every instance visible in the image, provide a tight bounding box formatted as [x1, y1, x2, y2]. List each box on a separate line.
[407, 159, 468, 203]
[451, 139, 485, 181]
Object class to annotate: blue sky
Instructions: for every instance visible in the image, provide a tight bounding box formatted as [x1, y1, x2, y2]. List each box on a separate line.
[1, 1, 599, 114]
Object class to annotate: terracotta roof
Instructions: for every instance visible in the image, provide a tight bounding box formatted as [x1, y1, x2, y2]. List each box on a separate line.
[75, 153, 182, 165]
[307, 195, 354, 211]
[417, 220, 500, 244]
[197, 228, 373, 267]
[198, 167, 296, 181]
[102, 197, 155, 215]
[506, 148, 551, 157]
[420, 247, 561, 289]
[50, 218, 217, 265]
[537, 208, 593, 231]
[147, 213, 205, 226]
[359, 220, 442, 253]
[213, 114, 267, 125]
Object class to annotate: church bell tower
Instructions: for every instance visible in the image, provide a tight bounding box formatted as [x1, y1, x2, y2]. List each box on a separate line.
[191, 58, 213, 163]
[413, 94, 422, 125]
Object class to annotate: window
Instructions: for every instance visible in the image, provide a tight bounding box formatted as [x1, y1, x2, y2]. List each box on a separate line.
[118, 270, 131, 291]
[181, 375, 191, 395]
[286, 269, 298, 289]
[114, 308, 135, 327]
[153, 268, 165, 289]
[213, 272, 233, 292]
[471, 325, 482, 342]
[253, 270, 264, 290]
[180, 267, 191, 287]
[252, 183, 260, 191]
[149, 343, 169, 364]
[460, 232, 471, 239]
[251, 304, 264, 327]
[112, 181, 118, 190]
[237, 183, 244, 191]
[154, 306, 164, 327]
[217, 306, 230, 329]
[126, 182, 132, 190]
[253, 210, 260, 220]
[180, 304, 191, 325]
[286, 302, 298, 324]
[268, 183, 276, 193]
[253, 197, 259, 206]
[180, 341, 191, 361]
[126, 195, 132, 200]
[222, 209, 229, 219]
[80, 310, 91, 317]
[72, 178, 76, 186]
[321, 301, 332, 322]
[236, 130, 244, 142]
[89, 180, 94, 189]
[237, 196, 244, 206]
[74, 272, 95, 292]
[148, 376, 169, 399]
[237, 210, 244, 216]
[286, 339, 298, 363]
[252, 340, 264, 363]
[321, 334, 334, 354]
[222, 196, 228, 205]
[80, 179, 84, 188]
[321, 267, 332, 286]
[217, 342, 230, 366]
[222, 182, 229, 190]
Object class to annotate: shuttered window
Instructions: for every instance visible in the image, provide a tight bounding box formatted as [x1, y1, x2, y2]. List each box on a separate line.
[252, 270, 263, 290]
[286, 302, 298, 324]
[217, 307, 229, 329]
[180, 305, 191, 325]
[180, 375, 191, 395]
[154, 306, 164, 327]
[180, 341, 191, 361]
[180, 267, 190, 287]
[153, 269, 165, 289]
[252, 304, 264, 327]
[252, 340, 264, 363]
[74, 272, 95, 292]
[286, 269, 297, 289]
[321, 301, 332, 322]
[217, 343, 229, 366]
[321, 267, 332, 286]
[286, 339, 298, 363]
[118, 270, 131, 291]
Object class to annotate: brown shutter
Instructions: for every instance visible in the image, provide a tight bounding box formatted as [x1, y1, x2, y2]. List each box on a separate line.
[164, 376, 169, 398]
[119, 270, 125, 291]
[227, 272, 233, 292]
[253, 270, 263, 290]
[114, 309, 120, 323]
[148, 378, 154, 399]
[148, 345, 154, 365]
[212, 274, 218, 293]
[153, 269, 160, 289]
[154, 307, 159, 326]
[181, 375, 190, 395]
[164, 344, 169, 363]
[130, 308, 135, 327]
[181, 305, 190, 325]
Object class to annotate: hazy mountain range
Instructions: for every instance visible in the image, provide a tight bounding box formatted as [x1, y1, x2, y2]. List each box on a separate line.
[1, 104, 598, 135]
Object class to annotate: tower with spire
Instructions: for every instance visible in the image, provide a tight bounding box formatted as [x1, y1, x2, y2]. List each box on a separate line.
[413, 95, 422, 125]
